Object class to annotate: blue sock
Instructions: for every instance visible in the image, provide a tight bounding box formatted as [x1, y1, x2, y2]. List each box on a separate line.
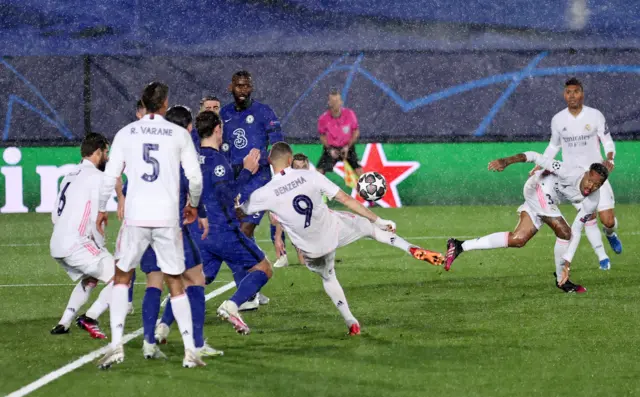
[230, 270, 269, 307]
[269, 225, 285, 246]
[142, 287, 161, 344]
[186, 286, 205, 349]
[160, 299, 175, 327]
[232, 267, 248, 287]
[128, 270, 136, 303]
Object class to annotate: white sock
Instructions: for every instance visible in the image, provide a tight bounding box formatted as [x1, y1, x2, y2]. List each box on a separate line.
[554, 238, 570, 283]
[372, 228, 412, 253]
[321, 271, 357, 326]
[603, 217, 619, 237]
[584, 220, 608, 261]
[461, 232, 509, 251]
[86, 282, 113, 320]
[59, 280, 95, 327]
[109, 284, 129, 348]
[170, 294, 195, 351]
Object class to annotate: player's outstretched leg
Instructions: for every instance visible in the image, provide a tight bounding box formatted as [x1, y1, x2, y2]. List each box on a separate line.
[51, 278, 97, 335]
[583, 218, 610, 270]
[370, 227, 444, 266]
[77, 281, 113, 339]
[445, 212, 537, 271]
[600, 210, 622, 255]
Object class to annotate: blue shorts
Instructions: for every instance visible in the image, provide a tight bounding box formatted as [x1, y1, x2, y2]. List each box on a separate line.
[234, 165, 271, 225]
[199, 227, 265, 282]
[140, 226, 202, 274]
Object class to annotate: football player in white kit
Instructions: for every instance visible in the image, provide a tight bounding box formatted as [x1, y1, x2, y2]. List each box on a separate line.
[531, 78, 620, 270]
[95, 82, 205, 369]
[445, 151, 609, 293]
[235, 143, 444, 335]
[49, 133, 115, 339]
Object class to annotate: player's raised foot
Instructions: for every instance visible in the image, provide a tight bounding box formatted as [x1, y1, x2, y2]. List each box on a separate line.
[127, 302, 134, 315]
[76, 314, 106, 339]
[599, 258, 611, 271]
[183, 349, 206, 368]
[257, 292, 270, 305]
[409, 247, 444, 266]
[554, 273, 587, 294]
[143, 340, 167, 360]
[50, 324, 69, 335]
[97, 344, 124, 369]
[217, 300, 251, 335]
[444, 238, 464, 271]
[197, 340, 224, 358]
[154, 322, 170, 345]
[605, 233, 623, 254]
[348, 322, 361, 336]
[238, 295, 259, 311]
[273, 254, 289, 268]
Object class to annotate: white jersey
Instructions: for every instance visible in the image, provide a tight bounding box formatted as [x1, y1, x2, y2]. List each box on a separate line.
[547, 106, 615, 170]
[240, 168, 341, 257]
[98, 114, 202, 228]
[50, 160, 105, 258]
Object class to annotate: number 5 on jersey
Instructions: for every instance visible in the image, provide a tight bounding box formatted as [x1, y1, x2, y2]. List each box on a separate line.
[293, 194, 313, 228]
[142, 143, 160, 182]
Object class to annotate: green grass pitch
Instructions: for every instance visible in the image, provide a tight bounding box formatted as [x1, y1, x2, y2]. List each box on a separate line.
[1, 205, 639, 397]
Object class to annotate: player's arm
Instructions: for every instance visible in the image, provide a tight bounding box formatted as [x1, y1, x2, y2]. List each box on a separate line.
[269, 213, 286, 257]
[181, 133, 204, 208]
[346, 111, 360, 148]
[51, 177, 67, 225]
[333, 190, 396, 232]
[90, 178, 106, 248]
[597, 112, 616, 171]
[530, 120, 562, 176]
[115, 176, 126, 221]
[97, 134, 125, 235]
[265, 107, 284, 144]
[489, 152, 567, 176]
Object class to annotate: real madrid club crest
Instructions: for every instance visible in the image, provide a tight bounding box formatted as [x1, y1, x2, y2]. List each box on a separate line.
[222, 143, 230, 152]
[246, 115, 254, 124]
[585, 124, 591, 131]
[214, 165, 226, 177]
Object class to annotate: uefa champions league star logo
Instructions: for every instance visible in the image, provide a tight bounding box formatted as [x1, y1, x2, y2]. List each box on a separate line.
[334, 143, 420, 208]
[214, 165, 226, 177]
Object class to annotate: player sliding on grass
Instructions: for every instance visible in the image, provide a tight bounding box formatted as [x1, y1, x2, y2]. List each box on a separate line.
[445, 151, 609, 293]
[236, 142, 444, 335]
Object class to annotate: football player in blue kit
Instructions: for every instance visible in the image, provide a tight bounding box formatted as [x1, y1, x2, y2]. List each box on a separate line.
[196, 110, 273, 335]
[219, 71, 285, 309]
[122, 106, 223, 359]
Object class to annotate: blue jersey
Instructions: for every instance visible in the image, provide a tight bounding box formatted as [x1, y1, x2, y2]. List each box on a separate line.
[199, 146, 252, 231]
[220, 100, 284, 167]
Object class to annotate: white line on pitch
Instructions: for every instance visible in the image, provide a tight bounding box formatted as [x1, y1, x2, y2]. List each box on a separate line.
[0, 281, 229, 288]
[6, 281, 236, 397]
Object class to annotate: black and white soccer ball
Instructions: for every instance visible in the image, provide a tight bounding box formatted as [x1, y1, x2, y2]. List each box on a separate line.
[357, 172, 387, 201]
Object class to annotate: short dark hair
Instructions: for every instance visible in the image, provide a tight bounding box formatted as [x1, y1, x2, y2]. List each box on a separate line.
[232, 70, 252, 81]
[565, 77, 583, 90]
[141, 82, 169, 113]
[590, 163, 609, 182]
[329, 88, 341, 96]
[293, 153, 309, 163]
[200, 95, 220, 106]
[136, 99, 145, 111]
[166, 105, 193, 129]
[81, 132, 109, 158]
[196, 111, 222, 139]
[270, 142, 292, 161]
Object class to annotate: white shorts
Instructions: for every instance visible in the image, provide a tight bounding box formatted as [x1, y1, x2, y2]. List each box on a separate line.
[305, 251, 337, 280]
[55, 241, 114, 283]
[334, 211, 375, 249]
[117, 225, 185, 275]
[572, 179, 615, 212]
[114, 221, 126, 261]
[517, 178, 564, 230]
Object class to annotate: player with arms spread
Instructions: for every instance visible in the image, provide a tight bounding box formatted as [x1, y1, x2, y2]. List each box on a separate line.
[445, 151, 609, 293]
[237, 143, 444, 335]
[220, 70, 287, 300]
[531, 78, 621, 270]
[96, 82, 205, 369]
[49, 133, 115, 339]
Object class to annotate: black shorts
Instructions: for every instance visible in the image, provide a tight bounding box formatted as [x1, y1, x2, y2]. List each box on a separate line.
[317, 146, 361, 173]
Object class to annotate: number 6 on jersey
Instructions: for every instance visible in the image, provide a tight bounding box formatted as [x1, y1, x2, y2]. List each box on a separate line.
[293, 194, 313, 228]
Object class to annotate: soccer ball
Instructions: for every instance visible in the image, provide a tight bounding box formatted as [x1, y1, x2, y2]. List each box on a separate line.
[357, 172, 387, 201]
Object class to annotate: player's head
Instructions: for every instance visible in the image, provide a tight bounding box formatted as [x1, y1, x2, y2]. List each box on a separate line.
[196, 111, 222, 144]
[136, 99, 146, 120]
[199, 95, 221, 115]
[292, 153, 310, 170]
[328, 88, 343, 113]
[580, 163, 609, 196]
[563, 77, 584, 110]
[81, 132, 109, 171]
[269, 142, 293, 169]
[230, 70, 253, 107]
[141, 82, 169, 115]
[166, 105, 193, 131]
